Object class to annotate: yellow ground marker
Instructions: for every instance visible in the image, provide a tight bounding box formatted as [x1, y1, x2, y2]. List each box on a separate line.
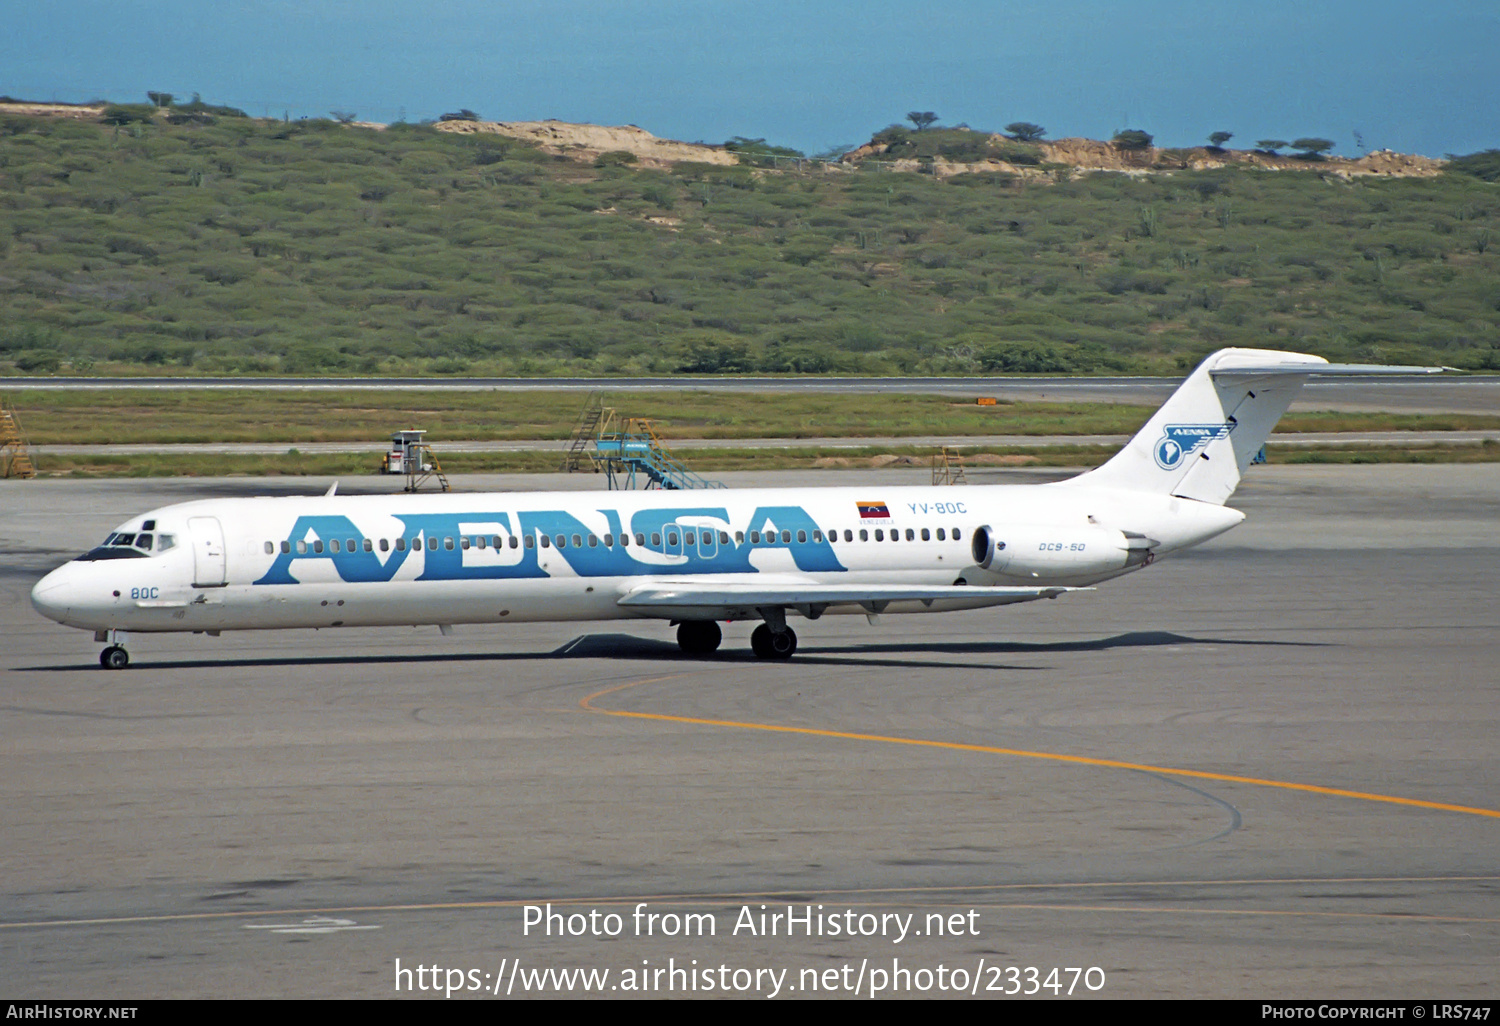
[580, 678, 1500, 821]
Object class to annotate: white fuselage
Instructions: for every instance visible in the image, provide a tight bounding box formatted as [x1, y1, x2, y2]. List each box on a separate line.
[30, 481, 1244, 636]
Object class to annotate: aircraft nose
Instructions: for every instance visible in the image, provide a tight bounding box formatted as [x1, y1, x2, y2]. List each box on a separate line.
[31, 568, 75, 624]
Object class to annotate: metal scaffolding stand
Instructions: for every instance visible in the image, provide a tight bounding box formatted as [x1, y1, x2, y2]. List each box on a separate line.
[1, 396, 37, 479]
[931, 446, 969, 486]
[592, 414, 724, 490]
[383, 429, 450, 492]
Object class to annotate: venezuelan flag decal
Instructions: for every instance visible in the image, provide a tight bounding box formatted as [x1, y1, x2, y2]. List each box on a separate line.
[856, 501, 891, 519]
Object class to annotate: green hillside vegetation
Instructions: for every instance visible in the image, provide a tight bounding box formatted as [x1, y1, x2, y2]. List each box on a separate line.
[17, 388, 1498, 446]
[1, 111, 1497, 377]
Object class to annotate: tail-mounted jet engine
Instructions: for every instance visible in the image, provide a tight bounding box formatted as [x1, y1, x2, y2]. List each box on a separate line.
[970, 524, 1156, 579]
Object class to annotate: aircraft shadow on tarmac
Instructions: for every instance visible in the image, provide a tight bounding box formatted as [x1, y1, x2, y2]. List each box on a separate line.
[18, 629, 1326, 674]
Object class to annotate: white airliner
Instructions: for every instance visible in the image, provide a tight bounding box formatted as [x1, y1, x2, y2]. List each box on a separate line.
[31, 348, 1439, 668]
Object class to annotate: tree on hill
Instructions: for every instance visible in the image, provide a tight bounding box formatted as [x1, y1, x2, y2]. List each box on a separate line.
[1005, 122, 1046, 142]
[1446, 149, 1500, 182]
[100, 104, 154, 126]
[1112, 129, 1153, 150]
[439, 109, 481, 122]
[146, 92, 174, 108]
[330, 111, 357, 124]
[1256, 139, 1289, 155]
[1291, 137, 1335, 160]
[906, 111, 939, 131]
[1208, 131, 1233, 150]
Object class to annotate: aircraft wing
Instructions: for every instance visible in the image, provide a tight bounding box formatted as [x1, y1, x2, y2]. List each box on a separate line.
[617, 578, 1083, 620]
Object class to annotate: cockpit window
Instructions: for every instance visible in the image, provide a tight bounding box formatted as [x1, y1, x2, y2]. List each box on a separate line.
[75, 528, 172, 561]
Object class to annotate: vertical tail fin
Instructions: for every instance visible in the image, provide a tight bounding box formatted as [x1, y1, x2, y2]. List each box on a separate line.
[1068, 348, 1329, 504]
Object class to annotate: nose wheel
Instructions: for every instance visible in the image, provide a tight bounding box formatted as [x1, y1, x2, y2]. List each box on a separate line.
[99, 645, 130, 670]
[750, 623, 797, 660]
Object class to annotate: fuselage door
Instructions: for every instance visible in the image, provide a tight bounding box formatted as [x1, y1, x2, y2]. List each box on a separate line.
[188, 516, 228, 587]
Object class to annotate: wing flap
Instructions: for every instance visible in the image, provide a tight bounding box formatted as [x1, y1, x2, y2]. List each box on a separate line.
[617, 580, 1082, 619]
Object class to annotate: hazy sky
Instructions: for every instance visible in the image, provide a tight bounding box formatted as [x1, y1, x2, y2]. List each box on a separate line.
[6, 1, 1497, 157]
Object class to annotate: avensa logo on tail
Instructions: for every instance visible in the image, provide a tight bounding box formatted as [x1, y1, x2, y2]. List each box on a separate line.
[1154, 423, 1235, 470]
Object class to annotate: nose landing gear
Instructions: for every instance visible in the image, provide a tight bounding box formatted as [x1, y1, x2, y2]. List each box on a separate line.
[96, 629, 129, 670]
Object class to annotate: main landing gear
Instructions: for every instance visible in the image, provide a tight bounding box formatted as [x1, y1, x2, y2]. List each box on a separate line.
[674, 619, 798, 660]
[750, 623, 797, 661]
[676, 620, 722, 656]
[96, 629, 129, 669]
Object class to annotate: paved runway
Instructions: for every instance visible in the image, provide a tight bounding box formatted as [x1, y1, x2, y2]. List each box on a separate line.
[34, 429, 1500, 458]
[1, 466, 1496, 999]
[8, 373, 1499, 413]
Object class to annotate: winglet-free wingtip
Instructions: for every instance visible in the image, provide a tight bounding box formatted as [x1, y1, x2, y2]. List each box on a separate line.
[325, 481, 338, 497]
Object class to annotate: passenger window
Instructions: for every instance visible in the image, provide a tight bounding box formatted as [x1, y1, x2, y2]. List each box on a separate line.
[395, 537, 406, 552]
[331, 539, 341, 553]
[603, 533, 613, 547]
[572, 534, 582, 548]
[906, 529, 915, 541]
[379, 538, 389, 552]
[781, 530, 791, 543]
[635, 533, 645, 546]
[953, 528, 962, 541]
[812, 530, 822, 543]
[797, 530, 807, 543]
[540, 535, 550, 548]
[527, 536, 537, 549]
[859, 529, 868, 541]
[313, 540, 324, 553]
[735, 531, 745, 543]
[936, 528, 946, 541]
[750, 530, 761, 543]
[874, 529, 883, 541]
[264, 541, 273, 554]
[474, 536, 484, 549]
[280, 540, 290, 554]
[719, 531, 730, 544]
[921, 528, 930, 541]
[510, 536, 519, 549]
[364, 538, 373, 552]
[297, 540, 308, 554]
[651, 533, 661, 546]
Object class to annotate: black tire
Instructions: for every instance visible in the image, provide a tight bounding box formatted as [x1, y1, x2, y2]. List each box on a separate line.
[100, 646, 129, 670]
[751, 623, 797, 660]
[750, 623, 772, 659]
[676, 620, 722, 655]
